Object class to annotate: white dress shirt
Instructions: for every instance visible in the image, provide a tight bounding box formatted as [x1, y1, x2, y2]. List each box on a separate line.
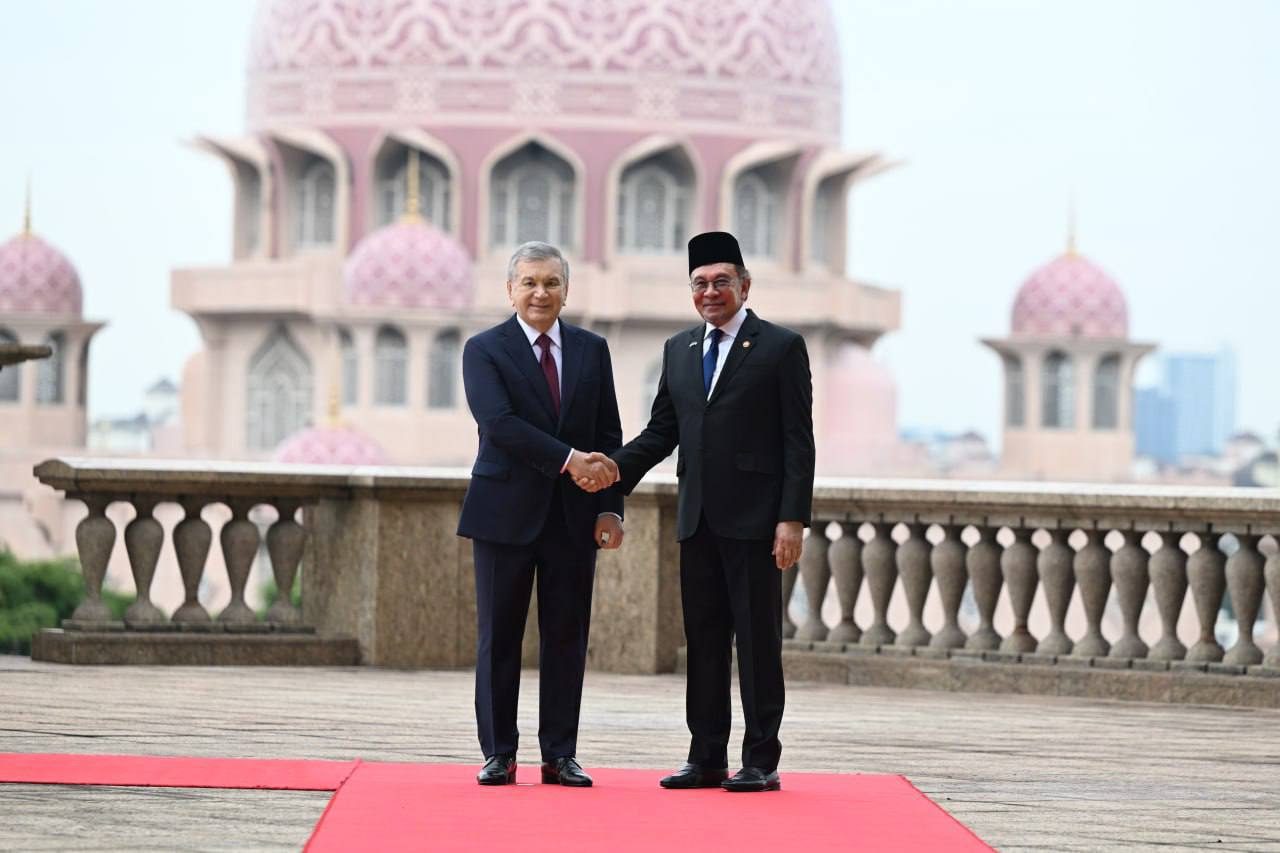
[704, 305, 748, 398]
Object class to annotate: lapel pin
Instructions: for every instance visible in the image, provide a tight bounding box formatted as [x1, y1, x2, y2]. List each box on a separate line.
[688, 340, 699, 347]
[742, 340, 751, 349]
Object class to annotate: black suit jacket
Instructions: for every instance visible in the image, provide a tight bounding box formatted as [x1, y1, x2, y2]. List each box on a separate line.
[613, 309, 814, 541]
[457, 315, 624, 546]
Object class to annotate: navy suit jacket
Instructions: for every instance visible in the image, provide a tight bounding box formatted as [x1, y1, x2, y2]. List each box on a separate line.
[457, 315, 624, 546]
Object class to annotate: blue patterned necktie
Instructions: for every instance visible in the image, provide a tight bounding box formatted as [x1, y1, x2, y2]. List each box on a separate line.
[703, 327, 723, 395]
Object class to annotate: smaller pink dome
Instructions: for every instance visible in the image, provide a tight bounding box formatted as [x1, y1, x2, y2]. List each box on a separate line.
[0, 233, 82, 315]
[344, 220, 472, 310]
[1011, 253, 1128, 339]
[273, 424, 391, 466]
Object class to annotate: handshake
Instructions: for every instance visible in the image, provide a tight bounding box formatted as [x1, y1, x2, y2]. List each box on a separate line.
[567, 450, 620, 493]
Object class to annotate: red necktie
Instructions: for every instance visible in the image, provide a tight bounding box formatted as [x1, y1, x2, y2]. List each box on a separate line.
[536, 334, 560, 417]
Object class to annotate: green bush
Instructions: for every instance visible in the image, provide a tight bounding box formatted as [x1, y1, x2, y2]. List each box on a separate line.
[0, 550, 133, 655]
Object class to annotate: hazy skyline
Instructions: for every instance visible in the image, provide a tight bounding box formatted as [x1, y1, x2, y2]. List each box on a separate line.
[2, 0, 1277, 447]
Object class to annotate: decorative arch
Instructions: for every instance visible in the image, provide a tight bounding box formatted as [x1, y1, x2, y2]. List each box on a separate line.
[268, 128, 352, 255]
[478, 131, 586, 256]
[246, 325, 313, 452]
[798, 150, 887, 274]
[718, 141, 801, 263]
[604, 136, 703, 263]
[374, 325, 408, 406]
[1041, 350, 1075, 429]
[427, 328, 461, 410]
[1093, 353, 1121, 430]
[192, 135, 274, 261]
[367, 128, 463, 236]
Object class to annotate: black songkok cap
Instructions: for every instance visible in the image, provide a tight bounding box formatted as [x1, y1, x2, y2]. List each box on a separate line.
[687, 231, 745, 275]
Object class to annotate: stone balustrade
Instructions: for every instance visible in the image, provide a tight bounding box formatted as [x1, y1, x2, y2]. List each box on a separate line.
[29, 460, 1280, 703]
[789, 480, 1280, 686]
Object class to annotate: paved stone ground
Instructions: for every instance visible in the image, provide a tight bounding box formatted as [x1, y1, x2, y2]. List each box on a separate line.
[2, 657, 1278, 852]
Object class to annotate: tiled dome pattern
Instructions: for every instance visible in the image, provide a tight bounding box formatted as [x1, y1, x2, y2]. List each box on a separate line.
[1011, 253, 1128, 339]
[246, 0, 842, 142]
[343, 220, 473, 309]
[273, 424, 391, 465]
[0, 234, 82, 316]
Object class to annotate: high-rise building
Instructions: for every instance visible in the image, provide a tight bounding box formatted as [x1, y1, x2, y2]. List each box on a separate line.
[1134, 348, 1237, 465]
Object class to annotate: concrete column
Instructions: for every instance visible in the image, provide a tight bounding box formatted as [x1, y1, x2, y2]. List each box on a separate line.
[895, 522, 932, 648]
[795, 523, 831, 642]
[1149, 530, 1188, 661]
[1037, 527, 1074, 655]
[965, 524, 1003, 651]
[266, 501, 305, 626]
[123, 497, 167, 628]
[930, 523, 967, 650]
[860, 522, 897, 647]
[827, 522, 863, 643]
[219, 499, 262, 628]
[1073, 528, 1112, 657]
[1001, 527, 1038, 653]
[1111, 529, 1150, 659]
[1186, 533, 1226, 663]
[171, 498, 214, 625]
[1224, 534, 1265, 666]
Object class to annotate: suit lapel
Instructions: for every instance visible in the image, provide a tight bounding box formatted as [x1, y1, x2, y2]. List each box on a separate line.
[500, 315, 557, 424]
[557, 321, 584, 430]
[707, 309, 761, 406]
[684, 323, 706, 400]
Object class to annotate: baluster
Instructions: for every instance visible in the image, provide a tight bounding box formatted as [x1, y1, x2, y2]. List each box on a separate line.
[1000, 527, 1038, 653]
[1073, 528, 1111, 657]
[795, 524, 832, 642]
[66, 494, 120, 627]
[965, 524, 1002, 651]
[1110, 529, 1150, 659]
[930, 523, 967, 649]
[1186, 532, 1226, 663]
[123, 497, 167, 628]
[781, 562, 799, 639]
[171, 498, 212, 625]
[1037, 528, 1073, 655]
[219, 499, 261, 627]
[860, 522, 897, 647]
[1264, 537, 1280, 668]
[1224, 533, 1265, 666]
[1148, 530, 1188, 661]
[896, 522, 932, 648]
[266, 501, 305, 626]
[827, 522, 863, 643]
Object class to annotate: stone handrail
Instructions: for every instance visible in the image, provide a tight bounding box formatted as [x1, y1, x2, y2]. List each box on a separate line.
[793, 478, 1280, 671]
[31, 459, 1280, 687]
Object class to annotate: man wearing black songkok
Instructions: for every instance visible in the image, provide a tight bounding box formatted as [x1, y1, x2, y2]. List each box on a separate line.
[606, 231, 815, 792]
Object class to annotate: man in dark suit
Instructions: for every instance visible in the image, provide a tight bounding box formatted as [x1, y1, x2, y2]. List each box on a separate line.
[609, 231, 815, 793]
[457, 240, 624, 788]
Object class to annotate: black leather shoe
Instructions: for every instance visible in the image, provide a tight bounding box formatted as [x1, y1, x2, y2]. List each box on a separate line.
[477, 754, 516, 785]
[721, 767, 781, 792]
[659, 763, 729, 789]
[541, 756, 593, 787]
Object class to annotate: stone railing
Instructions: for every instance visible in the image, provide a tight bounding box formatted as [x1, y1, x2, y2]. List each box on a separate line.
[30, 458, 682, 671]
[783, 479, 1280, 703]
[30, 460, 1280, 703]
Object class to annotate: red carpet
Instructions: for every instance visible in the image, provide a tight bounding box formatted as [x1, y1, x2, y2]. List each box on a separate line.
[0, 754, 991, 851]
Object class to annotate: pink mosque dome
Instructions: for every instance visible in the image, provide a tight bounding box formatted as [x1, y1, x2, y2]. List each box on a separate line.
[0, 231, 82, 316]
[273, 423, 391, 465]
[246, 0, 843, 143]
[1011, 251, 1129, 339]
[344, 219, 473, 309]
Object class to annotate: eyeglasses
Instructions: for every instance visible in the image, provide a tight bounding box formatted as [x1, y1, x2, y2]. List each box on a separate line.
[690, 277, 738, 294]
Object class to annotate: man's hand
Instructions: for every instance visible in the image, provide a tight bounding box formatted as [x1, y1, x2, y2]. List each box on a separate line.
[772, 521, 804, 570]
[567, 450, 619, 493]
[594, 514, 624, 549]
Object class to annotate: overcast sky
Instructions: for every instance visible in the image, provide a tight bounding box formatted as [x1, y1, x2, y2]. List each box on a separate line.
[2, 0, 1277, 444]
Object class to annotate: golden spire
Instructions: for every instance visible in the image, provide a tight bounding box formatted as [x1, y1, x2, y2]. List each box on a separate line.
[327, 327, 343, 427]
[403, 147, 422, 223]
[1065, 197, 1077, 256]
[21, 175, 32, 237]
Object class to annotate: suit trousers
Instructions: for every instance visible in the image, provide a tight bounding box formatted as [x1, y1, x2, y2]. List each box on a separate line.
[472, 487, 597, 762]
[680, 516, 785, 772]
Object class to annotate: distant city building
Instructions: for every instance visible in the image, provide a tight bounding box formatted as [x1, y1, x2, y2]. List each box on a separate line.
[88, 377, 182, 453]
[1135, 348, 1237, 466]
[981, 238, 1154, 482]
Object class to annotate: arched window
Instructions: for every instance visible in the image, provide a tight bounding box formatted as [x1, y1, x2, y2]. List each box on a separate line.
[294, 158, 336, 248]
[427, 329, 461, 410]
[490, 143, 575, 249]
[246, 326, 312, 451]
[734, 167, 783, 258]
[1041, 350, 1074, 429]
[617, 151, 693, 254]
[810, 177, 841, 268]
[36, 331, 65, 405]
[377, 147, 450, 229]
[0, 328, 19, 402]
[238, 168, 262, 257]
[339, 327, 358, 407]
[1004, 355, 1025, 427]
[374, 326, 408, 406]
[1093, 354, 1121, 429]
